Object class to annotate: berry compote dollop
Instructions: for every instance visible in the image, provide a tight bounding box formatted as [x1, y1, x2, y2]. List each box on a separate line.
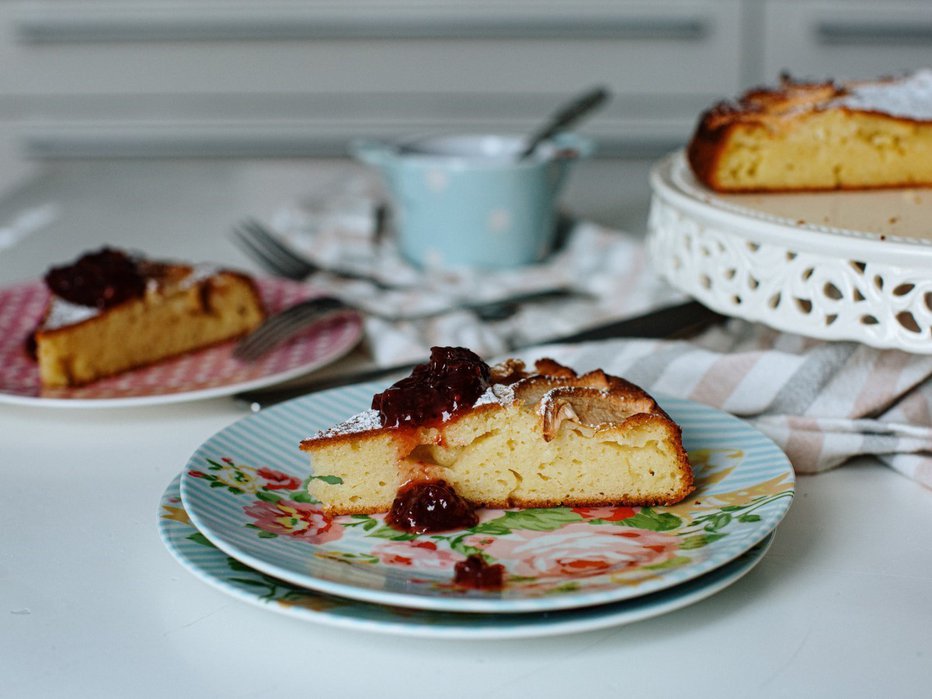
[371, 346, 491, 428]
[44, 247, 146, 309]
[385, 479, 479, 534]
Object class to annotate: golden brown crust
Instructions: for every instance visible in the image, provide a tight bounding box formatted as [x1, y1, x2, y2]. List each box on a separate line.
[323, 491, 689, 516]
[687, 76, 838, 192]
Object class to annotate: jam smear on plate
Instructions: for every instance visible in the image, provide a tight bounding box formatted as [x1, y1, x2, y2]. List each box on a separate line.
[385, 479, 479, 534]
[453, 554, 505, 590]
[372, 346, 491, 428]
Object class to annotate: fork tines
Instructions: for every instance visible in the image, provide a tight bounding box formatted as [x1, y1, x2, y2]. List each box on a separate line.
[233, 219, 316, 280]
[233, 296, 350, 361]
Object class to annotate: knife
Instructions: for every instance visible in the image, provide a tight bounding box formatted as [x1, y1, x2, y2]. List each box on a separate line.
[234, 299, 723, 410]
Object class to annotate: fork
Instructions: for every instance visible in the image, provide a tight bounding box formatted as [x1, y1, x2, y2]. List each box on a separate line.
[233, 296, 351, 361]
[233, 289, 589, 361]
[232, 216, 396, 289]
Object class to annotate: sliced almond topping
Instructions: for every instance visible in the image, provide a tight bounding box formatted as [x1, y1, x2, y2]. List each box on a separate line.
[489, 358, 528, 385]
[538, 386, 656, 441]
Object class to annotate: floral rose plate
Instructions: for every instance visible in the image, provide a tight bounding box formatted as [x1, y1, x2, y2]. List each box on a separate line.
[0, 277, 363, 407]
[179, 380, 794, 614]
[161, 474, 775, 639]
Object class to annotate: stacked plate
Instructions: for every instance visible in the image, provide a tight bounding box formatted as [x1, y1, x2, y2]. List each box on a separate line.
[159, 382, 795, 639]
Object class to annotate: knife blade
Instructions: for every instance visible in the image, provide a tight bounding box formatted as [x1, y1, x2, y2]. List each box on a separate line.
[233, 299, 722, 410]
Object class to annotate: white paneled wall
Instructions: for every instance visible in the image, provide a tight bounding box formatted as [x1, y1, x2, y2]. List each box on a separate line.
[762, 1, 932, 80]
[0, 0, 929, 193]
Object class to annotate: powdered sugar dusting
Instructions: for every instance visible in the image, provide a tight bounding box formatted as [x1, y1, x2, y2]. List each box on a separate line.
[42, 297, 100, 329]
[536, 387, 559, 416]
[312, 383, 516, 439]
[310, 409, 383, 439]
[181, 263, 220, 288]
[474, 383, 515, 407]
[834, 69, 932, 121]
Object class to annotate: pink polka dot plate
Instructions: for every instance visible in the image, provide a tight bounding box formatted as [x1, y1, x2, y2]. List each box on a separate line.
[0, 278, 364, 408]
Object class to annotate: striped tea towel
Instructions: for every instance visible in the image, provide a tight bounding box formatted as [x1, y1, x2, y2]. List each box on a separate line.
[519, 320, 932, 490]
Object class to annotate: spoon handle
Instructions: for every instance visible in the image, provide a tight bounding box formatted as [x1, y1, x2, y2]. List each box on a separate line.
[519, 86, 610, 159]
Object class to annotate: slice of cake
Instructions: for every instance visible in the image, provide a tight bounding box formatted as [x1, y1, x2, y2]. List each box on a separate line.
[687, 69, 932, 192]
[300, 347, 693, 531]
[33, 247, 265, 387]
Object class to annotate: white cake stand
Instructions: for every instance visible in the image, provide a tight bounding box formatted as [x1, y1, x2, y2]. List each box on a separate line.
[647, 152, 932, 353]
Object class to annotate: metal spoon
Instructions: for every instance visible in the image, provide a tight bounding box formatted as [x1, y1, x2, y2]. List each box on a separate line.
[518, 86, 611, 159]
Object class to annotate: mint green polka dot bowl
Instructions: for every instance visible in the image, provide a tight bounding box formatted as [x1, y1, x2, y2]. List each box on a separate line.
[351, 132, 594, 269]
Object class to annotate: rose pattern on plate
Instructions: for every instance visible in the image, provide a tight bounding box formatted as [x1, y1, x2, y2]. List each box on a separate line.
[244, 499, 343, 544]
[162, 494, 349, 611]
[257, 467, 302, 491]
[187, 447, 792, 594]
[372, 540, 462, 570]
[466, 523, 680, 579]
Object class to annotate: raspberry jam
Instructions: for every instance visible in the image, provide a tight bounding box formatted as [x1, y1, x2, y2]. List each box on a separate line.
[453, 554, 505, 590]
[372, 346, 491, 428]
[44, 247, 145, 309]
[385, 479, 479, 534]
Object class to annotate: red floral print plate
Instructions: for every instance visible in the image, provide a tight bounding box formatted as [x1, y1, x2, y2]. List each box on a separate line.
[161, 473, 775, 638]
[180, 383, 795, 613]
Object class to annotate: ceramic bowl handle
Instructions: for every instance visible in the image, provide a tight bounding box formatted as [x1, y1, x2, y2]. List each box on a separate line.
[550, 132, 596, 161]
[545, 133, 595, 195]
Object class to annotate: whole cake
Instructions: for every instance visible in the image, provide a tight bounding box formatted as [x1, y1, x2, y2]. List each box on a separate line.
[300, 347, 693, 532]
[32, 247, 265, 387]
[687, 69, 932, 192]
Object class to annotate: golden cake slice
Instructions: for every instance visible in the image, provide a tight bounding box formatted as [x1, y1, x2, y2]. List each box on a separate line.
[33, 247, 265, 387]
[687, 69, 932, 192]
[300, 347, 693, 531]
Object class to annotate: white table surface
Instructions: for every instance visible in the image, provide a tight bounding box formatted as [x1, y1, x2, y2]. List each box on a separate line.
[1, 158, 930, 699]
